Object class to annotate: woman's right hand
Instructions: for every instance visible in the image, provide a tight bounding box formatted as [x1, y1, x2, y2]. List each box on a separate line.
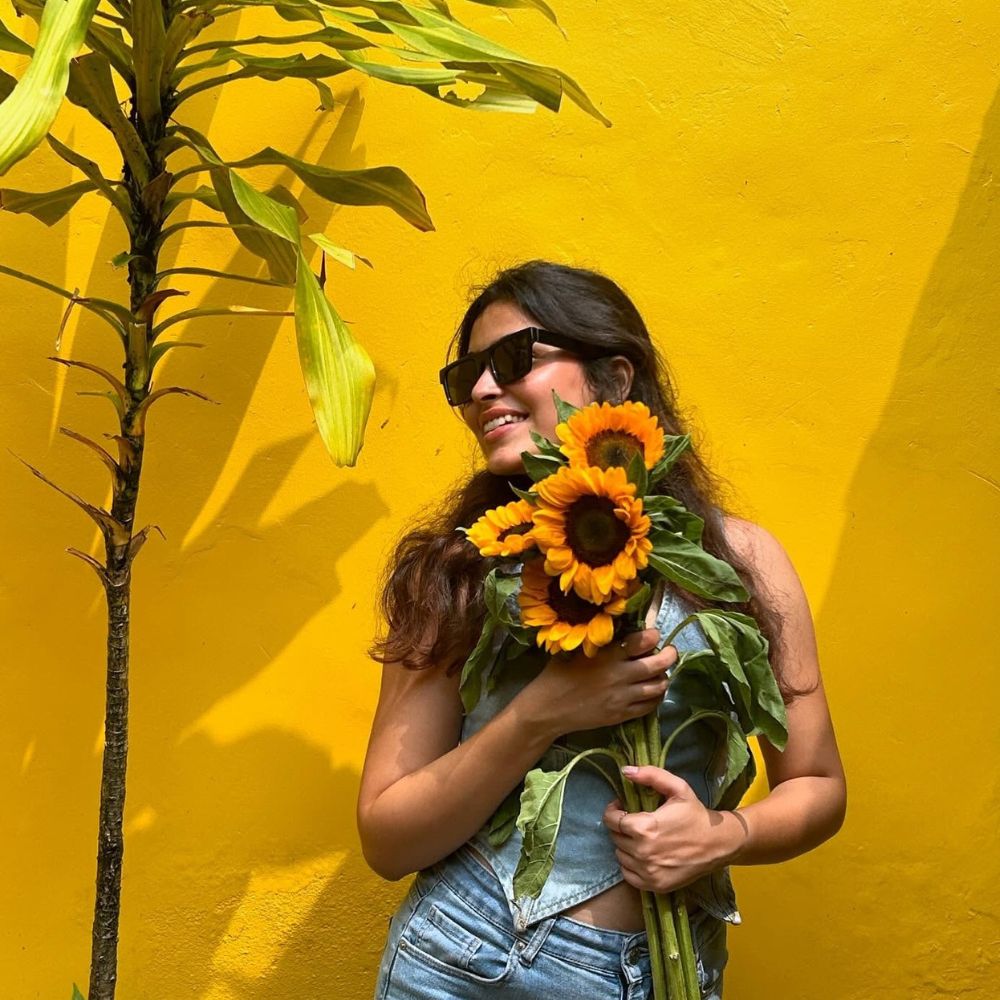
[522, 627, 679, 739]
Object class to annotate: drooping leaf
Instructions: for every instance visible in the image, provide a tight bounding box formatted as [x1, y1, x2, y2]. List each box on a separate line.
[229, 146, 434, 232]
[292, 250, 376, 466]
[308, 233, 373, 269]
[514, 747, 617, 899]
[0, 0, 100, 175]
[459, 615, 497, 713]
[0, 18, 33, 55]
[45, 133, 130, 221]
[647, 530, 750, 603]
[487, 783, 522, 848]
[0, 180, 97, 225]
[65, 52, 151, 184]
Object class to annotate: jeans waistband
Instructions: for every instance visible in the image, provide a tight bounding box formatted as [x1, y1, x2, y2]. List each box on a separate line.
[429, 844, 650, 972]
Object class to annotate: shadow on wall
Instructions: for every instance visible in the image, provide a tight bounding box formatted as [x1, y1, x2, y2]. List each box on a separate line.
[731, 85, 1000, 997]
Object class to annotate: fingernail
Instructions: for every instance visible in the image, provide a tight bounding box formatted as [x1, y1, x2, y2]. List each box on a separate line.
[621, 765, 639, 776]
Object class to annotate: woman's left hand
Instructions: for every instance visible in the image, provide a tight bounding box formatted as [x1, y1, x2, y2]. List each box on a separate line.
[602, 765, 737, 894]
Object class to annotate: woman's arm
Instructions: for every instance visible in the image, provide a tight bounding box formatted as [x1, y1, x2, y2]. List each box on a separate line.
[357, 627, 679, 881]
[603, 518, 847, 891]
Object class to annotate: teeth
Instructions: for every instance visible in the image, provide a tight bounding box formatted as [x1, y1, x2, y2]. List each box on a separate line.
[484, 414, 526, 434]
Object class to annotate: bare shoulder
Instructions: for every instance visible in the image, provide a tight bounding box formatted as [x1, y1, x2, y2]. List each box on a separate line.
[721, 516, 809, 613]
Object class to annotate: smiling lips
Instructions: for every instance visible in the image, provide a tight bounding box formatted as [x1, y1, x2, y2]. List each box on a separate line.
[483, 415, 527, 440]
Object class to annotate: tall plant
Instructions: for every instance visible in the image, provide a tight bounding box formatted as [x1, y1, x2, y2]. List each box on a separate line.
[0, 1, 609, 996]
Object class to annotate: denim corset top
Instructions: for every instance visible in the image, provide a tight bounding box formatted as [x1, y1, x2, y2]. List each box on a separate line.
[460, 565, 755, 932]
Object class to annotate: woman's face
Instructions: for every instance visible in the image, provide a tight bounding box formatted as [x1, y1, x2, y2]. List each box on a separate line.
[460, 300, 598, 476]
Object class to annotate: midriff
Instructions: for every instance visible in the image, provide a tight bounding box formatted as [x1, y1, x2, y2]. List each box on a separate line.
[466, 843, 646, 933]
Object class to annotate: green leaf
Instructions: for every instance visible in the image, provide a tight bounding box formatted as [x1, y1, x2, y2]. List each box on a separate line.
[550, 388, 579, 425]
[514, 747, 617, 899]
[0, 19, 33, 56]
[484, 567, 520, 624]
[527, 427, 563, 460]
[229, 146, 434, 232]
[463, 0, 560, 29]
[459, 615, 497, 713]
[520, 450, 561, 484]
[65, 53, 151, 185]
[486, 784, 522, 848]
[642, 495, 704, 544]
[508, 481, 537, 503]
[293, 252, 376, 466]
[45, 133, 130, 222]
[648, 434, 692, 485]
[0, 0, 99, 175]
[230, 170, 299, 243]
[148, 340, 205, 372]
[132, 0, 165, 130]
[307, 233, 373, 269]
[0, 180, 96, 225]
[647, 529, 750, 603]
[623, 581, 651, 615]
[72, 984, 86, 1000]
[626, 448, 647, 496]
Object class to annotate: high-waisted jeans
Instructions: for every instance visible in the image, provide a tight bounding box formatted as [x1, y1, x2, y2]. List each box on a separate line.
[374, 845, 727, 999]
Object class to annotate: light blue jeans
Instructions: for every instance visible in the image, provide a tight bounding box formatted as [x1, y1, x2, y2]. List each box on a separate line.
[374, 845, 726, 999]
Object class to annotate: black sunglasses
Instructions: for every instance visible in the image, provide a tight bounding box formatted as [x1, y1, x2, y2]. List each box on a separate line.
[439, 327, 606, 407]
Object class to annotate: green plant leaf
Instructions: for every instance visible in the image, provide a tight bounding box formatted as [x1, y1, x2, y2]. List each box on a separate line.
[132, 0, 165, 130]
[230, 146, 434, 231]
[459, 615, 497, 713]
[647, 530, 750, 603]
[0, 179, 96, 225]
[626, 448, 647, 496]
[292, 253, 376, 466]
[550, 388, 579, 425]
[487, 783, 522, 848]
[307, 233, 373, 269]
[0, 18, 33, 56]
[520, 450, 561, 484]
[648, 434, 692, 484]
[514, 747, 617, 899]
[71, 983, 86, 1000]
[148, 340, 205, 372]
[463, 0, 560, 28]
[484, 567, 520, 625]
[0, 0, 100, 175]
[45, 133, 131, 222]
[65, 52, 151, 185]
[642, 495, 704, 544]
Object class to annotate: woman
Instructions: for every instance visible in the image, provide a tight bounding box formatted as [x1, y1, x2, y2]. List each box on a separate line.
[359, 260, 846, 999]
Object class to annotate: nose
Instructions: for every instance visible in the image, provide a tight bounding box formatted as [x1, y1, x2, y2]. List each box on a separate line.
[467, 361, 502, 404]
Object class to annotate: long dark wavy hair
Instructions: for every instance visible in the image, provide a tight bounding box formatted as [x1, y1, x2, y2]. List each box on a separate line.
[368, 260, 814, 705]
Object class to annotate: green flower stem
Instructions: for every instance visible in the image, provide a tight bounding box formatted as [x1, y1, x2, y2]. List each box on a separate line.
[621, 777, 667, 1000]
[673, 890, 700, 997]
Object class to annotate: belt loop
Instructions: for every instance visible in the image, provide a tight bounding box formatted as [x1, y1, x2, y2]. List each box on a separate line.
[516, 916, 555, 967]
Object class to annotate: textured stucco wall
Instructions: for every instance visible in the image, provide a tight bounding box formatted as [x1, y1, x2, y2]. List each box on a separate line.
[1, 1, 998, 997]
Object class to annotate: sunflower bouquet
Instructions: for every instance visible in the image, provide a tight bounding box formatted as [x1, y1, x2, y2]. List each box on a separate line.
[458, 392, 788, 1000]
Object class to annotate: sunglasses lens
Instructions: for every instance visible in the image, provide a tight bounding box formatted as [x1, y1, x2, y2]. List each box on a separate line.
[492, 331, 533, 385]
[445, 360, 481, 405]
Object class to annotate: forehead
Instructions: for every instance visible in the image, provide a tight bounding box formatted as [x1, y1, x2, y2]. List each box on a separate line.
[467, 300, 536, 353]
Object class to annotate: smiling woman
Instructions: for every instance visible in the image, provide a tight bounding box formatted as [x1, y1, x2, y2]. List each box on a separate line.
[358, 259, 846, 999]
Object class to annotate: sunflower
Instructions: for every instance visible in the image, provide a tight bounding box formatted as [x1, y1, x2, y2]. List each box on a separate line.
[531, 465, 653, 604]
[518, 557, 637, 657]
[556, 400, 665, 471]
[465, 498, 538, 557]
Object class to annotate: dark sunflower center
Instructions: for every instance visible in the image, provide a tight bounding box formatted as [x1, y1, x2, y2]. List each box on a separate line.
[498, 523, 532, 541]
[565, 495, 630, 566]
[586, 430, 643, 471]
[547, 576, 599, 624]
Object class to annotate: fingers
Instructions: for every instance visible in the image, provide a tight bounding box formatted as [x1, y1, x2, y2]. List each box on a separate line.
[620, 628, 659, 659]
[622, 643, 679, 683]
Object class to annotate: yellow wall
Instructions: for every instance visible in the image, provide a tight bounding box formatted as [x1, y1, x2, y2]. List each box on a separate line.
[1, 1, 998, 996]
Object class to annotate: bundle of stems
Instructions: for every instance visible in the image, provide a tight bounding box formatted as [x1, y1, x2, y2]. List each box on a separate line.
[614, 583, 702, 1000]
